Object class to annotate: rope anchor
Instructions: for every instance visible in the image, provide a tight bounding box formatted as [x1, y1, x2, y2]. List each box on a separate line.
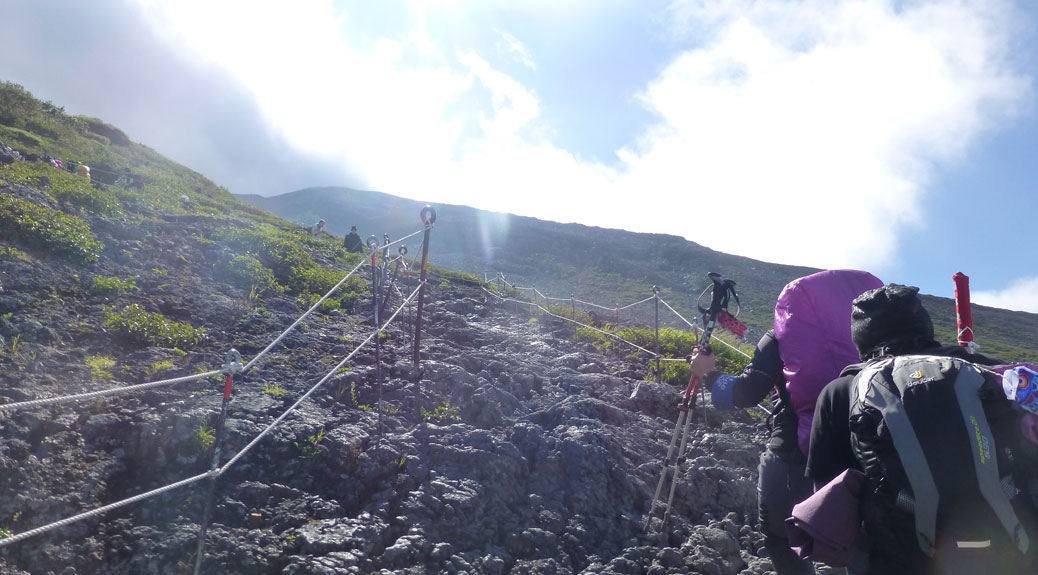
[222, 349, 243, 374]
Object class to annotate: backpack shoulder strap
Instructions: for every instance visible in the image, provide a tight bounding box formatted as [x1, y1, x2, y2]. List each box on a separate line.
[856, 356, 940, 556]
[940, 357, 1030, 554]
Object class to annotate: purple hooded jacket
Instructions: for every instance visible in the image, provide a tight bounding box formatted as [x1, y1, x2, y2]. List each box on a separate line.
[773, 269, 883, 456]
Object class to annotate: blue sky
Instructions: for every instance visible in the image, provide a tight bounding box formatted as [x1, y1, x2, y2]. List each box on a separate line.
[2, 0, 1037, 313]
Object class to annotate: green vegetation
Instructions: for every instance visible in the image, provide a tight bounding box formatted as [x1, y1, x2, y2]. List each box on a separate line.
[294, 427, 325, 461]
[263, 382, 286, 398]
[195, 421, 215, 450]
[421, 402, 460, 424]
[0, 194, 103, 263]
[104, 304, 207, 348]
[89, 275, 137, 296]
[215, 224, 367, 311]
[85, 355, 116, 381]
[574, 323, 751, 385]
[0, 81, 291, 224]
[147, 359, 175, 378]
[225, 255, 281, 293]
[0, 161, 122, 216]
[0, 246, 30, 261]
[0, 527, 12, 539]
[345, 382, 374, 411]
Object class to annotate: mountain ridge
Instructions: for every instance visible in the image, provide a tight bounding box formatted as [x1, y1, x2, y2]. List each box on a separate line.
[238, 186, 1038, 363]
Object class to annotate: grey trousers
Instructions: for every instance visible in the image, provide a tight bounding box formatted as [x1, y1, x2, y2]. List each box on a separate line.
[758, 449, 816, 575]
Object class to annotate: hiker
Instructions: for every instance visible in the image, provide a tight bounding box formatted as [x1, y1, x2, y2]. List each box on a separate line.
[309, 219, 326, 237]
[689, 269, 882, 575]
[806, 284, 1036, 575]
[343, 226, 363, 253]
[76, 163, 91, 182]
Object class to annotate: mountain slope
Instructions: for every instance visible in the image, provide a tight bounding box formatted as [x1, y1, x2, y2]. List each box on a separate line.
[0, 80, 785, 575]
[239, 186, 1038, 363]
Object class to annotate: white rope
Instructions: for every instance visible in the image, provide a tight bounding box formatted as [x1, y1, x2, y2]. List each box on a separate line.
[619, 295, 655, 311]
[219, 282, 424, 474]
[0, 470, 215, 548]
[243, 257, 367, 372]
[482, 287, 659, 357]
[0, 370, 223, 414]
[537, 305, 656, 355]
[573, 298, 617, 312]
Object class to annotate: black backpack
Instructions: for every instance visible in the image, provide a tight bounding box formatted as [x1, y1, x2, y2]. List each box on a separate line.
[848, 354, 1033, 573]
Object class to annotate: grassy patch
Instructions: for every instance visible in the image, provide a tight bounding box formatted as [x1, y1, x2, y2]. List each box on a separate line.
[421, 402, 460, 424]
[85, 355, 115, 380]
[89, 275, 137, 296]
[224, 255, 281, 293]
[104, 304, 207, 348]
[0, 246, 30, 262]
[0, 194, 103, 263]
[574, 324, 751, 385]
[263, 382, 286, 398]
[0, 161, 122, 216]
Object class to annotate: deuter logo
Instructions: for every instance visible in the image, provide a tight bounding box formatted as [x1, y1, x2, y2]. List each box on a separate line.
[905, 369, 938, 387]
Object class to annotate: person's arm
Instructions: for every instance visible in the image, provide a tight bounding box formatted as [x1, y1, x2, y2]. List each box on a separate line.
[806, 376, 854, 487]
[701, 330, 784, 409]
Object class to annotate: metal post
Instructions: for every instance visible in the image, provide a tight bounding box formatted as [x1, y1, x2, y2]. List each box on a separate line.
[365, 236, 385, 440]
[615, 305, 621, 363]
[412, 206, 436, 367]
[404, 250, 414, 344]
[571, 297, 575, 320]
[194, 349, 242, 575]
[653, 286, 661, 382]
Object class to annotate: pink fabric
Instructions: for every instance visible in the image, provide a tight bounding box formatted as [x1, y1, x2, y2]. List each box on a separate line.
[773, 270, 883, 456]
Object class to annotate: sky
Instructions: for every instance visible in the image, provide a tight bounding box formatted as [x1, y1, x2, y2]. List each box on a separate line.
[2, 0, 1037, 313]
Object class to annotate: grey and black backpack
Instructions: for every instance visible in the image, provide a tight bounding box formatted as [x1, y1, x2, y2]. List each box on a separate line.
[848, 354, 1034, 573]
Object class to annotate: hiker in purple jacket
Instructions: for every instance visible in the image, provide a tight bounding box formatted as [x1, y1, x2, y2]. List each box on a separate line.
[690, 269, 882, 575]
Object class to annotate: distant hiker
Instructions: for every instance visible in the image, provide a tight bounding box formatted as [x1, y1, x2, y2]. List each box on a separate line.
[689, 269, 882, 575]
[114, 167, 132, 188]
[344, 226, 363, 253]
[807, 284, 1035, 575]
[310, 219, 326, 237]
[76, 164, 91, 182]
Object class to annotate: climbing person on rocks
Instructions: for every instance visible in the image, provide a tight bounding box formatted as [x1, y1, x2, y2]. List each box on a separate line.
[806, 284, 1035, 575]
[689, 269, 882, 575]
[344, 226, 364, 253]
[309, 219, 326, 237]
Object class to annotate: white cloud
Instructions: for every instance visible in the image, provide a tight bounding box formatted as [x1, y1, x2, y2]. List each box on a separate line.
[973, 277, 1038, 313]
[625, 0, 1028, 271]
[130, 0, 1030, 277]
[495, 28, 537, 70]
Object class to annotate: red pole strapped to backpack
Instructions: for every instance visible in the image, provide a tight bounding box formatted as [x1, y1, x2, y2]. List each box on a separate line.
[953, 272, 975, 352]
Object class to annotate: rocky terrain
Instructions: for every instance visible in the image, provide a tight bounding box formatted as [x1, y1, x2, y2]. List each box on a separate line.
[0, 175, 800, 575]
[0, 80, 845, 574]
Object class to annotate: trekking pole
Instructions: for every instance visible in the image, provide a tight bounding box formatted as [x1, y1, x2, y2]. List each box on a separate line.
[953, 272, 977, 353]
[644, 273, 736, 532]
